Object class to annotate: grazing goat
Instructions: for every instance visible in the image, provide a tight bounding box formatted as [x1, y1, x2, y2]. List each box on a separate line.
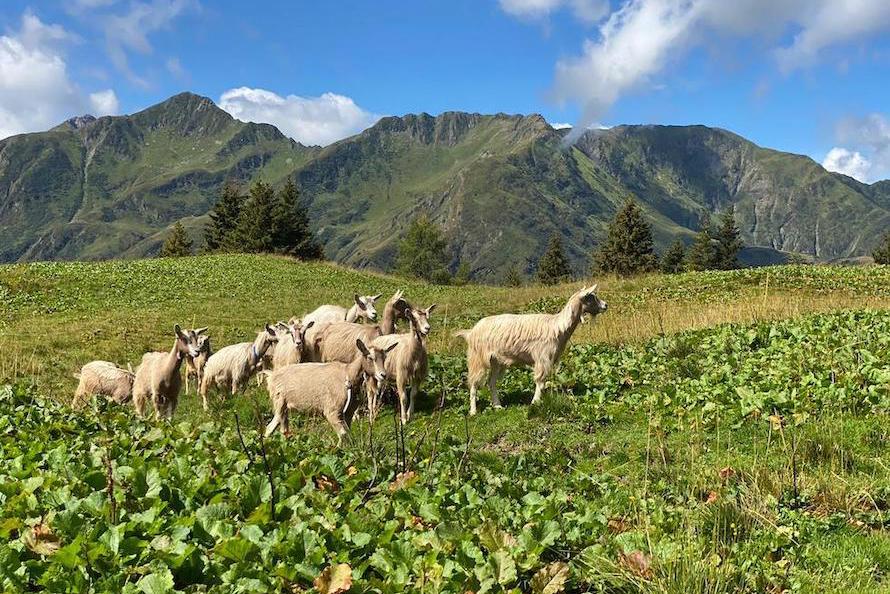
[263, 339, 398, 445]
[455, 285, 607, 415]
[313, 290, 409, 363]
[184, 327, 211, 395]
[132, 325, 200, 419]
[267, 318, 314, 369]
[73, 361, 134, 408]
[368, 304, 435, 424]
[199, 324, 279, 410]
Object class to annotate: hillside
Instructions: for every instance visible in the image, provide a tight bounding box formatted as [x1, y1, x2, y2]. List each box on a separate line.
[2, 93, 890, 280]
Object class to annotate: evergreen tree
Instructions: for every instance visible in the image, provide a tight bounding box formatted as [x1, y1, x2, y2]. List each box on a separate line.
[536, 234, 573, 285]
[687, 214, 717, 271]
[204, 180, 243, 252]
[234, 180, 277, 253]
[503, 264, 524, 287]
[713, 209, 743, 269]
[660, 239, 686, 273]
[874, 231, 890, 264]
[395, 215, 450, 283]
[272, 177, 323, 259]
[594, 199, 658, 276]
[159, 221, 193, 258]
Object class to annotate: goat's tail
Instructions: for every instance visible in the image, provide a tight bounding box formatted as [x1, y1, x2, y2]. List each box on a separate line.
[453, 330, 471, 342]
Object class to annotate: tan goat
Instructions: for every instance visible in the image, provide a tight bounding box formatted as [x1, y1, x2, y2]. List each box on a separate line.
[199, 324, 279, 411]
[184, 327, 211, 395]
[368, 304, 435, 424]
[263, 339, 398, 445]
[132, 325, 200, 419]
[73, 361, 135, 408]
[302, 294, 381, 355]
[455, 285, 607, 415]
[312, 290, 409, 363]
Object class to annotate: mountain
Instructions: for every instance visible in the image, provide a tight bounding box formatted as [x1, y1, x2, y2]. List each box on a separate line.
[1, 92, 888, 280]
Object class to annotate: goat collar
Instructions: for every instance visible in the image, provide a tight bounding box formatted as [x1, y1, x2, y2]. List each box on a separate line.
[252, 345, 260, 366]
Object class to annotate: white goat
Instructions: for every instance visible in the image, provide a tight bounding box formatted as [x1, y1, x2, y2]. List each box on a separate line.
[72, 361, 134, 408]
[184, 327, 211, 395]
[303, 294, 382, 360]
[368, 304, 435, 424]
[199, 324, 279, 411]
[263, 339, 397, 445]
[313, 290, 409, 363]
[455, 285, 607, 415]
[132, 325, 200, 419]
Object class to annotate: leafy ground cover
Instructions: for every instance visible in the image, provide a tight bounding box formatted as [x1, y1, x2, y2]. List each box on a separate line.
[1, 257, 890, 592]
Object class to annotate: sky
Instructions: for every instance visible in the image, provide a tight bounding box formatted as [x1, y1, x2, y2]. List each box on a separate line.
[1, 1, 890, 182]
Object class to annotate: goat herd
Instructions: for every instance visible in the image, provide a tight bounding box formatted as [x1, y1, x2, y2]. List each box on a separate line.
[73, 285, 608, 443]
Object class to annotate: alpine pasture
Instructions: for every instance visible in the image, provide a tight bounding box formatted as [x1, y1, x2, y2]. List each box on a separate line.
[2, 254, 890, 593]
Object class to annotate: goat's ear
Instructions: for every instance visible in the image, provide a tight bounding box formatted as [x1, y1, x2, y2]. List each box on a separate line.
[384, 342, 399, 353]
[195, 327, 208, 335]
[426, 304, 437, 314]
[354, 294, 366, 309]
[303, 320, 315, 330]
[355, 339, 370, 357]
[590, 283, 598, 293]
[265, 324, 276, 334]
[371, 293, 382, 301]
[174, 324, 186, 339]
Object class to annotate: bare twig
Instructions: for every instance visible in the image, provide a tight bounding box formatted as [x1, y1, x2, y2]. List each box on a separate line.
[233, 411, 256, 465]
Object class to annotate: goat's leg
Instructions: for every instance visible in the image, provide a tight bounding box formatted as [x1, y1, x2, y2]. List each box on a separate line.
[397, 377, 409, 425]
[467, 350, 486, 416]
[531, 362, 550, 405]
[488, 363, 504, 409]
[265, 398, 283, 437]
[408, 384, 418, 421]
[151, 392, 162, 420]
[324, 410, 349, 446]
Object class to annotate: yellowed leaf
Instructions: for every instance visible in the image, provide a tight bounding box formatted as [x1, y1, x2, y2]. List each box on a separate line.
[530, 561, 569, 594]
[314, 563, 352, 594]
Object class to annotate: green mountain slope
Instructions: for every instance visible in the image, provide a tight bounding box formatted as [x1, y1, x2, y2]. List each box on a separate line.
[1, 92, 889, 280]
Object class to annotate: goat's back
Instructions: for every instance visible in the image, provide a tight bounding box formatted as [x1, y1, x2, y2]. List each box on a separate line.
[266, 362, 351, 414]
[304, 304, 347, 326]
[317, 322, 380, 363]
[463, 313, 559, 359]
[203, 342, 252, 379]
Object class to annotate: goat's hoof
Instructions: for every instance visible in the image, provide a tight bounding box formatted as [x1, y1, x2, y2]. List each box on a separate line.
[492, 404, 504, 410]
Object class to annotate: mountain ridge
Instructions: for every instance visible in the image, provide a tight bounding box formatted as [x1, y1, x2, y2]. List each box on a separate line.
[1, 92, 888, 279]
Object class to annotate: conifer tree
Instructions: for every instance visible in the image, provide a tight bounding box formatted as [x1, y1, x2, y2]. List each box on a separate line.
[660, 239, 686, 273]
[204, 180, 243, 252]
[687, 214, 717, 271]
[713, 209, 743, 269]
[272, 177, 323, 259]
[395, 215, 450, 283]
[159, 221, 193, 258]
[872, 231, 890, 265]
[235, 180, 277, 253]
[504, 264, 524, 287]
[536, 234, 573, 285]
[594, 199, 658, 276]
[453, 262, 471, 286]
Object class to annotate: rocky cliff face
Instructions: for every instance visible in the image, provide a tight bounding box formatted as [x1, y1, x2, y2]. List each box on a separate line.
[1, 93, 888, 279]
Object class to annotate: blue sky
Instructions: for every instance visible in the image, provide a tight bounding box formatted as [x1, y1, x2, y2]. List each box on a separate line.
[2, 0, 890, 181]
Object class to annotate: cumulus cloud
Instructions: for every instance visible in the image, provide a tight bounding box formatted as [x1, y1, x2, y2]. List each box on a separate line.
[822, 147, 872, 182]
[536, 0, 890, 134]
[499, 0, 609, 24]
[550, 122, 573, 129]
[218, 87, 382, 146]
[0, 12, 117, 140]
[822, 113, 890, 182]
[100, 0, 198, 87]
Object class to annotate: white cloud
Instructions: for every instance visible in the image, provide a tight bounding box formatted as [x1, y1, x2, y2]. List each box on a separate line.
[822, 147, 872, 182]
[165, 56, 188, 80]
[218, 87, 382, 146]
[89, 89, 120, 115]
[542, 0, 890, 134]
[101, 0, 197, 87]
[550, 122, 573, 129]
[0, 12, 117, 140]
[499, 0, 609, 23]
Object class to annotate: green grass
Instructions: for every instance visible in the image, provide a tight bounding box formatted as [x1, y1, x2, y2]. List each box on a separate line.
[1, 255, 890, 592]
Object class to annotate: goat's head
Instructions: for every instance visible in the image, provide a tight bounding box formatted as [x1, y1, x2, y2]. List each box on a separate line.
[285, 317, 315, 350]
[407, 304, 436, 337]
[354, 294, 382, 322]
[578, 284, 608, 320]
[355, 338, 398, 382]
[258, 324, 280, 349]
[387, 289, 411, 319]
[174, 324, 201, 359]
[187, 327, 212, 360]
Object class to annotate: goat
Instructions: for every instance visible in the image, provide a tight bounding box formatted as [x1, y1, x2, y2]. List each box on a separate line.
[72, 361, 134, 408]
[455, 285, 607, 415]
[313, 290, 409, 363]
[199, 324, 279, 411]
[368, 304, 435, 424]
[266, 318, 314, 369]
[132, 325, 200, 419]
[303, 293, 383, 360]
[184, 327, 211, 395]
[263, 339, 398, 445]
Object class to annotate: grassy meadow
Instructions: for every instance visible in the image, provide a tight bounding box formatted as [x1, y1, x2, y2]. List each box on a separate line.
[1, 255, 890, 593]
